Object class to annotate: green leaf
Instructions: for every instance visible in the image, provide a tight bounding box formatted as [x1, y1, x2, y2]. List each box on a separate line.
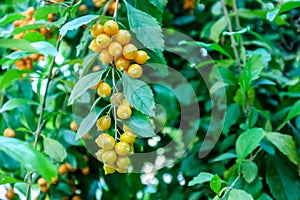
[56, 182, 73, 195]
[76, 22, 91, 57]
[34, 5, 60, 20]
[76, 107, 107, 140]
[257, 193, 273, 200]
[136, 0, 164, 24]
[236, 128, 265, 162]
[124, 0, 164, 51]
[267, 1, 300, 21]
[0, 70, 28, 90]
[0, 136, 57, 182]
[0, 13, 26, 26]
[228, 189, 254, 200]
[23, 32, 45, 42]
[0, 98, 39, 112]
[223, 103, 242, 135]
[43, 137, 67, 162]
[80, 53, 99, 78]
[210, 152, 237, 162]
[0, 51, 31, 65]
[12, 22, 51, 35]
[0, 175, 24, 184]
[148, 0, 168, 13]
[60, 15, 99, 38]
[123, 74, 155, 117]
[146, 49, 168, 75]
[121, 110, 155, 138]
[0, 39, 57, 56]
[267, 156, 300, 200]
[278, 100, 300, 130]
[241, 160, 258, 183]
[210, 174, 222, 195]
[179, 41, 232, 58]
[188, 172, 214, 186]
[68, 69, 107, 105]
[209, 16, 227, 43]
[265, 132, 300, 165]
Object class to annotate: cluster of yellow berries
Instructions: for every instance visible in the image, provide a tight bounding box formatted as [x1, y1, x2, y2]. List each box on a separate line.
[89, 20, 150, 79]
[95, 124, 137, 174]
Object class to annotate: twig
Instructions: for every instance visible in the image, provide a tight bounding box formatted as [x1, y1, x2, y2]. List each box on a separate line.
[101, 0, 113, 16]
[221, 173, 241, 199]
[113, 0, 120, 20]
[112, 67, 118, 141]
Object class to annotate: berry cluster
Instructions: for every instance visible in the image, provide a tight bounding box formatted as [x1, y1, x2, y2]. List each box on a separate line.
[95, 124, 136, 174]
[89, 20, 149, 79]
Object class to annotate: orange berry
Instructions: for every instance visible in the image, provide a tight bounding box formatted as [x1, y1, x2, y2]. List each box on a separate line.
[92, 65, 101, 72]
[58, 164, 68, 175]
[103, 20, 119, 35]
[127, 64, 143, 79]
[115, 141, 131, 156]
[90, 24, 104, 38]
[95, 133, 115, 150]
[102, 149, 117, 165]
[70, 120, 78, 131]
[96, 33, 111, 48]
[133, 50, 150, 64]
[122, 44, 137, 60]
[117, 104, 132, 119]
[79, 4, 87, 12]
[81, 166, 90, 175]
[96, 116, 112, 131]
[40, 185, 49, 193]
[108, 42, 122, 58]
[27, 7, 35, 16]
[72, 196, 82, 200]
[38, 177, 47, 186]
[113, 30, 131, 45]
[114, 56, 130, 71]
[99, 49, 113, 65]
[83, 155, 89, 162]
[51, 176, 58, 184]
[65, 163, 77, 172]
[5, 189, 14, 199]
[3, 128, 15, 138]
[97, 82, 111, 97]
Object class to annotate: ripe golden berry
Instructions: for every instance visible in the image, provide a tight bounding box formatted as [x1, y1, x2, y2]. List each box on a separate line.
[103, 20, 119, 35]
[81, 166, 90, 175]
[97, 82, 111, 97]
[95, 133, 115, 150]
[108, 42, 122, 58]
[96, 33, 111, 48]
[127, 64, 143, 79]
[102, 149, 117, 165]
[38, 177, 47, 186]
[96, 116, 111, 131]
[114, 56, 130, 71]
[90, 24, 104, 38]
[113, 30, 131, 45]
[40, 185, 49, 193]
[51, 176, 58, 184]
[134, 50, 150, 64]
[103, 164, 116, 175]
[116, 168, 127, 173]
[117, 104, 132, 119]
[95, 149, 105, 162]
[120, 131, 136, 144]
[72, 195, 82, 200]
[99, 49, 113, 65]
[79, 4, 87, 12]
[110, 92, 125, 106]
[115, 141, 131, 156]
[58, 164, 68, 175]
[3, 128, 15, 138]
[89, 39, 102, 52]
[65, 163, 77, 172]
[5, 189, 14, 199]
[116, 156, 131, 170]
[123, 44, 138, 60]
[70, 120, 78, 131]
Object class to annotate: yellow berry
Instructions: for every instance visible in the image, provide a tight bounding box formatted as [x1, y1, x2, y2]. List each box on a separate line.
[97, 82, 111, 97]
[96, 116, 111, 131]
[89, 39, 103, 52]
[103, 164, 116, 175]
[115, 141, 131, 156]
[96, 33, 111, 48]
[38, 177, 47, 186]
[133, 50, 150, 64]
[102, 149, 117, 165]
[121, 99, 132, 107]
[95, 149, 105, 162]
[99, 49, 113, 65]
[95, 133, 115, 150]
[116, 156, 131, 170]
[104, 20, 119, 35]
[114, 56, 130, 71]
[117, 104, 132, 119]
[3, 128, 15, 138]
[70, 120, 78, 131]
[108, 42, 122, 58]
[90, 24, 104, 38]
[120, 131, 136, 144]
[122, 44, 138, 60]
[127, 64, 143, 79]
[110, 92, 125, 106]
[5, 189, 14, 200]
[113, 30, 131, 45]
[123, 124, 133, 132]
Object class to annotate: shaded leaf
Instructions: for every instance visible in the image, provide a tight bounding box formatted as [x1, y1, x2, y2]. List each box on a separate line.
[0, 98, 39, 113]
[188, 172, 214, 186]
[43, 137, 67, 162]
[210, 174, 222, 195]
[0, 13, 25, 26]
[0, 175, 24, 184]
[242, 160, 258, 183]
[228, 189, 254, 200]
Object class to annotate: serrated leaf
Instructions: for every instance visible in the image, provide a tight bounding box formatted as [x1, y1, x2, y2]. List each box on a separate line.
[0, 98, 39, 113]
[121, 111, 155, 138]
[43, 137, 67, 162]
[69, 69, 107, 105]
[210, 174, 222, 195]
[228, 189, 254, 200]
[188, 172, 214, 186]
[60, 15, 99, 38]
[0, 13, 26, 26]
[241, 160, 258, 183]
[123, 74, 155, 117]
[149, 0, 168, 13]
[265, 132, 300, 165]
[136, 0, 164, 24]
[146, 49, 168, 75]
[124, 0, 164, 51]
[236, 128, 265, 162]
[267, 156, 300, 200]
[0, 136, 57, 182]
